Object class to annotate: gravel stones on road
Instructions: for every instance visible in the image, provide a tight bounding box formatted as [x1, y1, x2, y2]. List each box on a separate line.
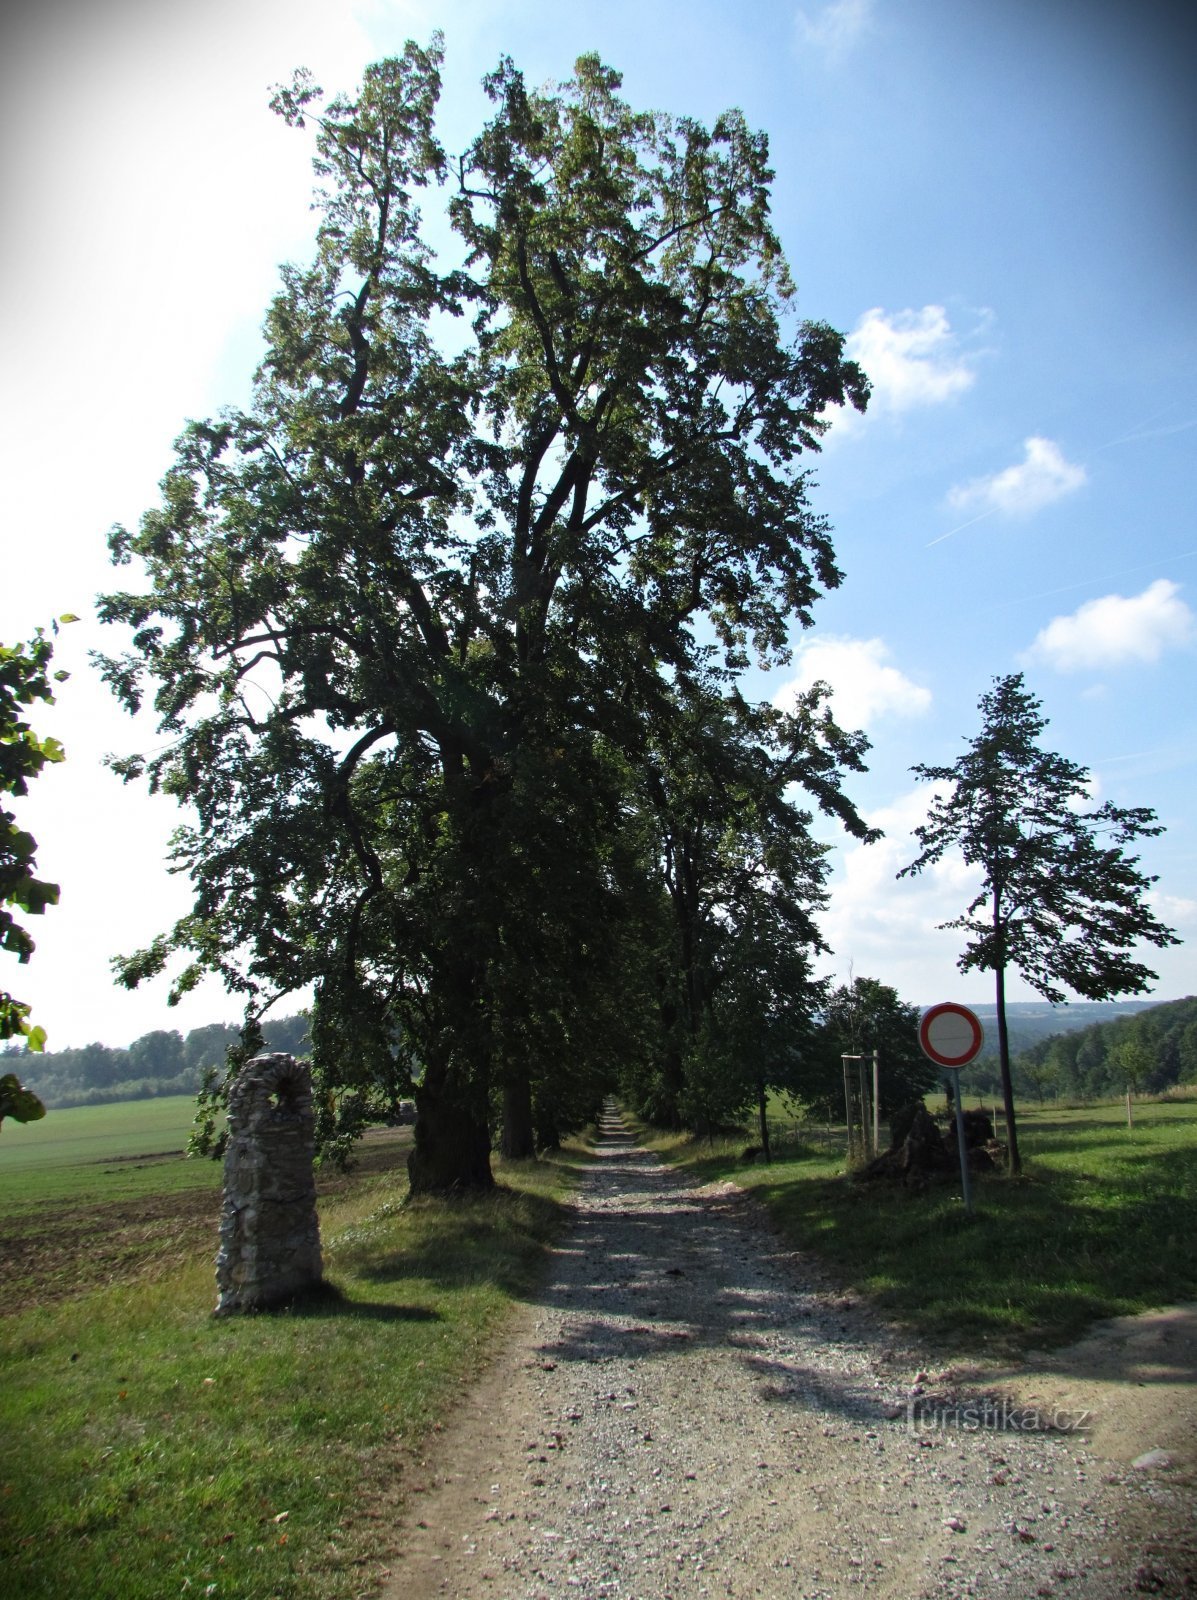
[383, 1109, 1193, 1599]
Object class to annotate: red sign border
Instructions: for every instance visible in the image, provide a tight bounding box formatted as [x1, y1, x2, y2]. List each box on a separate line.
[918, 1002, 985, 1068]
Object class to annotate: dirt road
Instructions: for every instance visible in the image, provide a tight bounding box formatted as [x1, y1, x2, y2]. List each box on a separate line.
[381, 1109, 1195, 1599]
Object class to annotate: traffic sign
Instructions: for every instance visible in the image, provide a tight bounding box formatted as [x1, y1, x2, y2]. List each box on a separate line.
[918, 1002, 984, 1068]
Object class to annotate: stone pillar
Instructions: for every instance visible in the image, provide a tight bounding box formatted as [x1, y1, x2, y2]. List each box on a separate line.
[214, 1052, 323, 1315]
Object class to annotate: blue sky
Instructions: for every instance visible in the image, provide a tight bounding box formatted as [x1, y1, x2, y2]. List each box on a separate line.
[1, 0, 1193, 1047]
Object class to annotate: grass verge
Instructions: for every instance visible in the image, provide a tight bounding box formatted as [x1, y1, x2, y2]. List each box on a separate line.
[643, 1097, 1197, 1356]
[0, 1142, 589, 1600]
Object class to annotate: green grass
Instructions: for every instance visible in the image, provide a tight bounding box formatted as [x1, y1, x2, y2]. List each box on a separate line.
[0, 1096, 218, 1211]
[0, 1116, 592, 1600]
[646, 1095, 1197, 1356]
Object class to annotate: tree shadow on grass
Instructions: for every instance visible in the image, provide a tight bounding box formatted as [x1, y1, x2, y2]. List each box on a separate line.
[1022, 1123, 1197, 1164]
[245, 1280, 442, 1323]
[747, 1140, 1197, 1349]
[353, 1185, 577, 1299]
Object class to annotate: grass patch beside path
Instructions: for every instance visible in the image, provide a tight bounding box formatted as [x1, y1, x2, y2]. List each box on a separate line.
[0, 1144, 589, 1600]
[643, 1098, 1197, 1357]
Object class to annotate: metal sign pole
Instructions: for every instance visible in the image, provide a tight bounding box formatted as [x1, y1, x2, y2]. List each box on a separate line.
[918, 1004, 985, 1217]
[947, 1067, 973, 1214]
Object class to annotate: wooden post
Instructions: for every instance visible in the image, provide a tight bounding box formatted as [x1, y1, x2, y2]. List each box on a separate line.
[842, 1055, 855, 1159]
[858, 1055, 870, 1157]
[872, 1050, 880, 1156]
[1126, 1087, 1133, 1129]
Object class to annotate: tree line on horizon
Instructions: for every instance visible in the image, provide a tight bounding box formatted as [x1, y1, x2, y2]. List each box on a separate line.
[10, 990, 1195, 1128]
[0, 978, 939, 1136]
[1007, 994, 1197, 1104]
[2, 1015, 312, 1112]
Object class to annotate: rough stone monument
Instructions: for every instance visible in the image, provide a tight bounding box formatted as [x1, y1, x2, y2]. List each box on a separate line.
[214, 1052, 323, 1315]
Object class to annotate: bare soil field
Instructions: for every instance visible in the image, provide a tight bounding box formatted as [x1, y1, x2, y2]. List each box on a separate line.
[1, 1127, 412, 1312]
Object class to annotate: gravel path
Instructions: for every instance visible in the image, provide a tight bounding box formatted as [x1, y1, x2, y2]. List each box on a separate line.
[381, 1108, 1195, 1599]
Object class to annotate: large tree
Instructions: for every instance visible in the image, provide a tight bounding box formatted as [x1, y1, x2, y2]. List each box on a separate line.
[899, 673, 1178, 1173]
[98, 43, 868, 1190]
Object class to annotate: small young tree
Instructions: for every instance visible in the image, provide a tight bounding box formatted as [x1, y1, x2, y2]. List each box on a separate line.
[816, 975, 937, 1124]
[899, 673, 1179, 1173]
[1108, 1037, 1153, 1122]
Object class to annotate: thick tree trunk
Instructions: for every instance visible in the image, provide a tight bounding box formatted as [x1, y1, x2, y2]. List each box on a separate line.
[654, 1009, 687, 1128]
[500, 1074, 536, 1159]
[408, 1055, 494, 1194]
[757, 1082, 771, 1163]
[994, 961, 1022, 1175]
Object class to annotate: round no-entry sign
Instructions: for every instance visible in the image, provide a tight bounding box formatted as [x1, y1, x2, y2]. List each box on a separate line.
[918, 1003, 985, 1068]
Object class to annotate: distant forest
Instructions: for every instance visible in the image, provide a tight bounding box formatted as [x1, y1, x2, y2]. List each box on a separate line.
[948, 996, 1195, 1102]
[6, 997, 1194, 1116]
[3, 1016, 311, 1110]
[1004, 995, 1197, 1101]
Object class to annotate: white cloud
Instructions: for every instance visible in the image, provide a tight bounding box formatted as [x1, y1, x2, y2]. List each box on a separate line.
[845, 305, 975, 415]
[794, 0, 875, 58]
[814, 785, 989, 1003]
[1149, 892, 1197, 941]
[948, 436, 1087, 518]
[1022, 579, 1195, 672]
[774, 637, 931, 731]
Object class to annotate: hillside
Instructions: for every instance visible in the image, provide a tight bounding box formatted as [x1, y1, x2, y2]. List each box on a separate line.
[1007, 994, 1197, 1100]
[968, 998, 1159, 1058]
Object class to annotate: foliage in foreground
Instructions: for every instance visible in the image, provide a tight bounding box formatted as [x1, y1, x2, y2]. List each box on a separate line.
[0, 621, 74, 1053]
[652, 1096, 1197, 1353]
[0, 1147, 585, 1600]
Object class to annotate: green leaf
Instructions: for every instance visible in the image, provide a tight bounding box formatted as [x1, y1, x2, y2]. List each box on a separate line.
[0, 1072, 47, 1124]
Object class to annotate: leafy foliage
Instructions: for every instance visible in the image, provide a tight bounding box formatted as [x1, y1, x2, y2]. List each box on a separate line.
[0, 1072, 46, 1129]
[622, 678, 875, 1145]
[900, 673, 1179, 1170]
[814, 975, 939, 1121]
[97, 43, 869, 1186]
[0, 620, 75, 1052]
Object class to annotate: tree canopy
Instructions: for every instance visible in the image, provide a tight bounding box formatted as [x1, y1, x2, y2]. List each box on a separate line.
[97, 42, 871, 1187]
[900, 673, 1178, 1171]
